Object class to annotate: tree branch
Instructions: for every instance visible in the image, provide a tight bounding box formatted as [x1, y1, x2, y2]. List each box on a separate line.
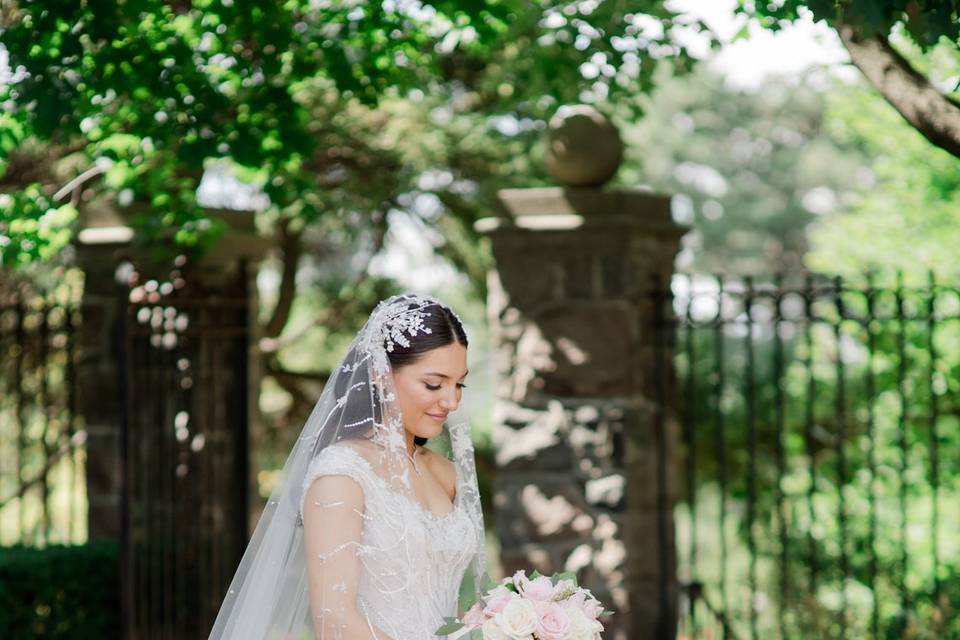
[0, 140, 87, 192]
[837, 22, 960, 159]
[0, 431, 85, 511]
[53, 161, 111, 203]
[262, 217, 303, 339]
[264, 364, 318, 425]
[264, 363, 330, 385]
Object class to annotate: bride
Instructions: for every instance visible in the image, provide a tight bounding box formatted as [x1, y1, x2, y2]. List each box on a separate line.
[209, 293, 487, 639]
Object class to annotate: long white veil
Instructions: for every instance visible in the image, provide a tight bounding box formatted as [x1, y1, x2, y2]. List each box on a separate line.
[208, 293, 486, 639]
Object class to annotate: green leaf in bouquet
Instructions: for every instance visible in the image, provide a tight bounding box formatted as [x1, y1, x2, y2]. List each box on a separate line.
[479, 572, 497, 594]
[458, 570, 477, 612]
[435, 617, 465, 636]
[468, 629, 484, 639]
[529, 569, 543, 579]
[599, 610, 614, 619]
[552, 571, 578, 586]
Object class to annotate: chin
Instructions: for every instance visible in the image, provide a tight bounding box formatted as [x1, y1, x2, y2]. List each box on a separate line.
[419, 421, 445, 440]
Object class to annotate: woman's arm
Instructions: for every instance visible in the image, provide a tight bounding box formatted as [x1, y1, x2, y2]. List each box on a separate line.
[302, 474, 397, 640]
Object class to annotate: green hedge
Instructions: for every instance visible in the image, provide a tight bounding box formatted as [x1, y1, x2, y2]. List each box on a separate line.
[0, 542, 120, 639]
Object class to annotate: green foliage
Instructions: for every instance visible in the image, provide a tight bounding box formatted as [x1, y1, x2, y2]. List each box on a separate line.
[620, 60, 960, 279]
[805, 83, 960, 278]
[0, 542, 120, 639]
[0, 0, 708, 267]
[620, 67, 869, 274]
[0, 186, 77, 267]
[436, 617, 465, 635]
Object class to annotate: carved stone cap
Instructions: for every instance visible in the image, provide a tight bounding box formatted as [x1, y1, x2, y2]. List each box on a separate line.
[477, 187, 684, 236]
[544, 105, 624, 188]
[76, 198, 270, 266]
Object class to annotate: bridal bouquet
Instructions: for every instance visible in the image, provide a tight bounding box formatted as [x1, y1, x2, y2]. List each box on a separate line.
[436, 569, 609, 640]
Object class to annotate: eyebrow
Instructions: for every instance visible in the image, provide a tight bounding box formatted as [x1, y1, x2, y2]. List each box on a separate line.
[423, 370, 469, 380]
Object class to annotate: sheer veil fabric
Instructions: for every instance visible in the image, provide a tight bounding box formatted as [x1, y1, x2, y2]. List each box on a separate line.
[209, 294, 486, 639]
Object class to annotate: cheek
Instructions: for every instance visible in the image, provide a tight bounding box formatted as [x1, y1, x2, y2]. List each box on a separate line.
[411, 387, 436, 413]
[397, 380, 433, 416]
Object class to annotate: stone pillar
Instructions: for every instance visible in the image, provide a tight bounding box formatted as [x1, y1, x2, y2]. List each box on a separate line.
[75, 204, 267, 542]
[477, 108, 687, 640]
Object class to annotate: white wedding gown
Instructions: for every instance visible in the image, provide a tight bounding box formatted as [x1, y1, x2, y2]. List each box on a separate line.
[300, 443, 481, 639]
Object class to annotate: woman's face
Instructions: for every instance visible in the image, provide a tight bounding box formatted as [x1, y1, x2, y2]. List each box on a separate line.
[392, 341, 468, 441]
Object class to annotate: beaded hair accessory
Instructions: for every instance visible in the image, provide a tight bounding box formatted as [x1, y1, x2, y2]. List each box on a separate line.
[381, 305, 433, 352]
[369, 293, 467, 356]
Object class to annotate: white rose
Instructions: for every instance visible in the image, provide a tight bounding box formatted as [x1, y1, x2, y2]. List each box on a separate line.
[496, 598, 539, 639]
[564, 606, 599, 640]
[481, 618, 513, 640]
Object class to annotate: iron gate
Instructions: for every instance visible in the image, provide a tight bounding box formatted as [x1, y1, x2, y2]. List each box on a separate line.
[118, 259, 251, 639]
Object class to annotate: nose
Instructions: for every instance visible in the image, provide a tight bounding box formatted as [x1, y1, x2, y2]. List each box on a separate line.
[439, 390, 459, 412]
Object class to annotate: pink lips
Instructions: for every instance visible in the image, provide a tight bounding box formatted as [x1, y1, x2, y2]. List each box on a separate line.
[426, 413, 448, 422]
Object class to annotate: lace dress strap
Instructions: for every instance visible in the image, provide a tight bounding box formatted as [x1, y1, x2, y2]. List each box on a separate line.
[300, 444, 380, 521]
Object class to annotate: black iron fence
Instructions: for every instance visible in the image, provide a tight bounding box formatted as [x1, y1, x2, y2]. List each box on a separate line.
[666, 273, 960, 640]
[1, 259, 253, 639]
[0, 283, 85, 547]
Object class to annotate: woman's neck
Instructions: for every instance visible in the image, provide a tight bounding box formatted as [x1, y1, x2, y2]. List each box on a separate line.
[403, 431, 418, 458]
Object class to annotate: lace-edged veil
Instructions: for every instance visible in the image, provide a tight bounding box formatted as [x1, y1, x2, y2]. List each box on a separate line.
[208, 293, 486, 639]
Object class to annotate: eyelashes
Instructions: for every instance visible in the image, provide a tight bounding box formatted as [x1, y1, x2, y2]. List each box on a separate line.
[424, 383, 467, 391]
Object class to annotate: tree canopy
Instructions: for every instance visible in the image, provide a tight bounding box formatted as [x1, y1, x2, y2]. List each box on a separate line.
[0, 1, 707, 267]
[620, 67, 870, 275]
[805, 80, 960, 279]
[736, 0, 960, 160]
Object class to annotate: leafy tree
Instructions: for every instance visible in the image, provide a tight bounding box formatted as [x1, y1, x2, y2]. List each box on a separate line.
[736, 1, 960, 160]
[0, 0, 706, 268]
[618, 66, 870, 274]
[805, 81, 960, 279]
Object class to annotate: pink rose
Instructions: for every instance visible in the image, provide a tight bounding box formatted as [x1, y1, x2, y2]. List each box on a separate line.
[536, 602, 572, 640]
[580, 596, 603, 620]
[563, 590, 602, 620]
[564, 591, 586, 609]
[462, 602, 487, 630]
[483, 587, 517, 617]
[518, 576, 555, 602]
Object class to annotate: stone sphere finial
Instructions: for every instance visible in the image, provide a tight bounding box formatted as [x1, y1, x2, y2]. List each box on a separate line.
[544, 104, 624, 188]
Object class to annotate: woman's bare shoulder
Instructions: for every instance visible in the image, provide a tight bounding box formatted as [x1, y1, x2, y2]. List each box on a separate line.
[331, 437, 380, 463]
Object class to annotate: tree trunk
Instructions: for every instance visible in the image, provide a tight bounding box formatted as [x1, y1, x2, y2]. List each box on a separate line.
[837, 22, 960, 160]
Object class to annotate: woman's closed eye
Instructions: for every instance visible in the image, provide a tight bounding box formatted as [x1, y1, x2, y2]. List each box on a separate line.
[424, 383, 467, 391]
